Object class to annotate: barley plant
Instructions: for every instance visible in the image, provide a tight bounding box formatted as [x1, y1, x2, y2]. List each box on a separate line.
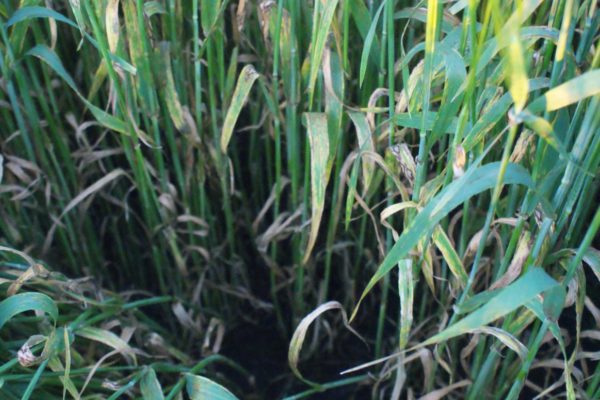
[0, 0, 599, 398]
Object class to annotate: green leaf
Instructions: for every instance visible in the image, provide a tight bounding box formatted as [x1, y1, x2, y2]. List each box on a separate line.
[520, 111, 570, 160]
[200, 0, 222, 35]
[348, 112, 375, 192]
[358, 1, 385, 87]
[395, 112, 458, 133]
[432, 227, 468, 286]
[394, 7, 458, 33]
[307, 0, 340, 105]
[0, 292, 58, 330]
[352, 162, 538, 318]
[462, 78, 550, 150]
[303, 113, 332, 264]
[349, 0, 381, 69]
[22, 359, 50, 400]
[186, 374, 238, 400]
[583, 248, 600, 282]
[144, 1, 166, 17]
[7, 7, 136, 74]
[529, 70, 600, 113]
[421, 268, 558, 346]
[25, 45, 131, 136]
[220, 65, 260, 153]
[76, 326, 137, 362]
[498, 16, 529, 111]
[141, 367, 165, 400]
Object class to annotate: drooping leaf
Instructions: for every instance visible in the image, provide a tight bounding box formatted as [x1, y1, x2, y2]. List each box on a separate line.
[352, 162, 540, 318]
[421, 268, 558, 346]
[7, 7, 136, 74]
[186, 374, 238, 400]
[25, 45, 131, 136]
[289, 301, 362, 386]
[0, 292, 58, 330]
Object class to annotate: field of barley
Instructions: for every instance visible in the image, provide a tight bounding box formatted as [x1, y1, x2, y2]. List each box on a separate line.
[0, 0, 599, 398]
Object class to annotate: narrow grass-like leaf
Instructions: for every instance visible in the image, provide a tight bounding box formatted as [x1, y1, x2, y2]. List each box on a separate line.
[158, 42, 186, 131]
[473, 327, 528, 359]
[105, 0, 120, 53]
[220, 65, 260, 153]
[140, 367, 165, 400]
[22, 359, 50, 400]
[303, 113, 331, 264]
[421, 268, 558, 346]
[59, 169, 127, 219]
[348, 112, 375, 192]
[432, 227, 468, 286]
[398, 259, 414, 350]
[352, 162, 538, 318]
[358, 1, 385, 87]
[395, 112, 458, 133]
[185, 374, 238, 400]
[76, 326, 137, 362]
[7, 7, 136, 74]
[498, 12, 529, 111]
[0, 292, 58, 330]
[289, 301, 362, 385]
[200, 0, 221, 35]
[583, 248, 600, 281]
[25, 45, 131, 136]
[529, 70, 600, 112]
[144, 1, 166, 17]
[307, 0, 340, 105]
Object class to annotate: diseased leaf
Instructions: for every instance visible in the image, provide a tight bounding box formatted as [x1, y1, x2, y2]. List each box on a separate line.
[289, 301, 362, 386]
[186, 374, 238, 400]
[529, 70, 600, 112]
[303, 113, 332, 264]
[348, 112, 375, 192]
[353, 162, 539, 318]
[105, 0, 120, 53]
[220, 65, 260, 153]
[307, 0, 340, 105]
[421, 268, 558, 346]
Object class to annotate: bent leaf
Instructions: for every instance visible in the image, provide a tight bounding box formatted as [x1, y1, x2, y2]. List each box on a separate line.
[353, 162, 538, 319]
[186, 374, 238, 400]
[0, 292, 58, 330]
[289, 301, 362, 386]
[421, 268, 558, 346]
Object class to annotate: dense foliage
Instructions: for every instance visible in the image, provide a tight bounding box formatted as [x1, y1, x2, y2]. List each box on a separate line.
[0, 0, 599, 398]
